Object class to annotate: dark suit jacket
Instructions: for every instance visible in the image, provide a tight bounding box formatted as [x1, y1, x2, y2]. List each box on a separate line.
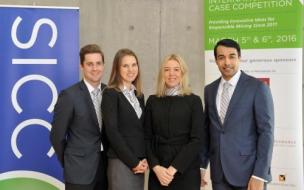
[50, 80, 107, 184]
[202, 71, 274, 187]
[101, 88, 145, 169]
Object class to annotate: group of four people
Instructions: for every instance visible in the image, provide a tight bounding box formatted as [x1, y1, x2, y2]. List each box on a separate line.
[50, 38, 274, 190]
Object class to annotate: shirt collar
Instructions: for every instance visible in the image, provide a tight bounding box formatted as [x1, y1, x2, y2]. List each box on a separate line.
[220, 69, 241, 87]
[83, 79, 101, 93]
[121, 84, 136, 93]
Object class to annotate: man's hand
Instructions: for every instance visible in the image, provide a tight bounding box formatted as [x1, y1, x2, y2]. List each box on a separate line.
[247, 177, 264, 190]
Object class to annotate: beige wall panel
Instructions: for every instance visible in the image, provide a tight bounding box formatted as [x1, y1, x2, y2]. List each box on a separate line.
[160, 0, 204, 97]
[0, 0, 205, 98]
[79, 0, 161, 97]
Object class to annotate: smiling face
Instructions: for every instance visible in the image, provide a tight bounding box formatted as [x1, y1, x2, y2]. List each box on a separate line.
[81, 53, 104, 88]
[215, 45, 240, 81]
[163, 59, 182, 88]
[119, 55, 138, 87]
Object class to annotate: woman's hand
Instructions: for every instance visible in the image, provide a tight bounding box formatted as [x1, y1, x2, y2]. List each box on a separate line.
[132, 159, 149, 174]
[200, 169, 208, 187]
[153, 165, 174, 186]
[167, 166, 177, 176]
[141, 159, 149, 171]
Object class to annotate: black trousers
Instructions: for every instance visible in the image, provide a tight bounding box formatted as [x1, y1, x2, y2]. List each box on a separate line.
[66, 152, 107, 190]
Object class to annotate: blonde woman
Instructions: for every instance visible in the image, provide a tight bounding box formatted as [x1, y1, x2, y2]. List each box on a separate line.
[145, 54, 206, 190]
[102, 49, 148, 190]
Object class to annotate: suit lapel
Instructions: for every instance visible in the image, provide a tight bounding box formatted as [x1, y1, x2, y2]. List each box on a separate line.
[224, 72, 248, 124]
[100, 83, 106, 92]
[210, 78, 223, 127]
[120, 91, 143, 122]
[138, 95, 145, 122]
[79, 81, 100, 130]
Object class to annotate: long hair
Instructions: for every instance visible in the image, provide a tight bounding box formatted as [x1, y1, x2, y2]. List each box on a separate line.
[108, 48, 143, 96]
[156, 54, 191, 97]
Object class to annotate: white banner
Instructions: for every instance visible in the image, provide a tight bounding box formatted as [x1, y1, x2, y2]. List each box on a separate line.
[204, 48, 303, 190]
[203, 0, 303, 189]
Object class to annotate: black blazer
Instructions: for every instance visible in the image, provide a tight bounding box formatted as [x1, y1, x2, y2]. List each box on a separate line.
[145, 94, 204, 173]
[50, 80, 107, 184]
[102, 87, 145, 169]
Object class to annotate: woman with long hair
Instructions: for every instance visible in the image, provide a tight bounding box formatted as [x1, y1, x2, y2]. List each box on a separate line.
[102, 49, 148, 190]
[145, 54, 205, 190]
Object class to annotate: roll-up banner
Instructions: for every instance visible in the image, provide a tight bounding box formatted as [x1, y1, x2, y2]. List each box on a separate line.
[0, 5, 79, 190]
[204, 0, 303, 190]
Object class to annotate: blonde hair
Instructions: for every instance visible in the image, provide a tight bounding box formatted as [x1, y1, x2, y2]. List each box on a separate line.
[156, 54, 192, 97]
[108, 48, 143, 96]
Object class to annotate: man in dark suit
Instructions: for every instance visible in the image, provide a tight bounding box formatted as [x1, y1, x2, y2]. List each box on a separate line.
[201, 39, 274, 190]
[50, 44, 107, 190]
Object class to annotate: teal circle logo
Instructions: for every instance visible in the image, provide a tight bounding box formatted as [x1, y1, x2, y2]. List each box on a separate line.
[0, 171, 64, 190]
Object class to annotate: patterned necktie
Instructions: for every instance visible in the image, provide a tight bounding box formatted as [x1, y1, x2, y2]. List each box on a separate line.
[91, 88, 102, 130]
[219, 82, 231, 124]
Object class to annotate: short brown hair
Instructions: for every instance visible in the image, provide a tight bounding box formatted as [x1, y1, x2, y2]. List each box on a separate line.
[108, 48, 143, 96]
[79, 44, 104, 65]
